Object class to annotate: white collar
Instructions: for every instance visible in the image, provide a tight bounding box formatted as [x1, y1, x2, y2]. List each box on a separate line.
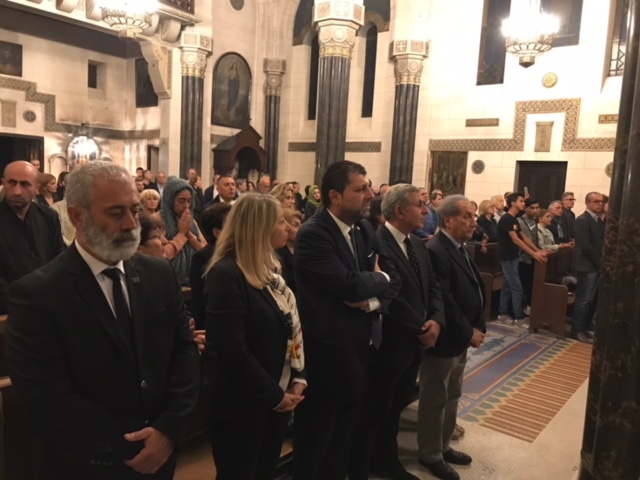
[385, 222, 409, 245]
[75, 241, 125, 278]
[327, 209, 353, 237]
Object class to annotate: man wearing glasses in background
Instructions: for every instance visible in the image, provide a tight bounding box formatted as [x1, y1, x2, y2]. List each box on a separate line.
[561, 191, 576, 240]
[572, 192, 605, 344]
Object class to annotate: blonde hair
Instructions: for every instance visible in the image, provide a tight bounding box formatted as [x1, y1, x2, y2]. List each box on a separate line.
[479, 199, 493, 216]
[205, 193, 281, 289]
[283, 208, 303, 224]
[140, 189, 161, 202]
[270, 183, 294, 203]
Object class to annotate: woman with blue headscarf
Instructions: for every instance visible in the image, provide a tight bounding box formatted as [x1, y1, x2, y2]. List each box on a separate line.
[161, 177, 207, 285]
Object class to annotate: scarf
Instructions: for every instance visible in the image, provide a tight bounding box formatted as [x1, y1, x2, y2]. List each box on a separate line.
[268, 273, 305, 373]
[306, 184, 321, 208]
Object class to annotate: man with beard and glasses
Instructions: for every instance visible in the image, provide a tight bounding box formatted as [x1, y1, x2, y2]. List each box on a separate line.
[5, 161, 200, 480]
[293, 160, 400, 480]
[0, 160, 65, 314]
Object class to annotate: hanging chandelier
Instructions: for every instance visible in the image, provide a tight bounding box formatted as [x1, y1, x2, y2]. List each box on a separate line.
[99, 0, 159, 39]
[502, 0, 559, 68]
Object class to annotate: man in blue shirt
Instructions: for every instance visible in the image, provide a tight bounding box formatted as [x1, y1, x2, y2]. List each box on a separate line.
[414, 189, 443, 240]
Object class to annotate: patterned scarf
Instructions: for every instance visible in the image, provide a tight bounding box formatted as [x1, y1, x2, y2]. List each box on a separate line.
[268, 273, 305, 373]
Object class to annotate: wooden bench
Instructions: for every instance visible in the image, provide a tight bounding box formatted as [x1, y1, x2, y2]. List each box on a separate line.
[0, 316, 6, 378]
[472, 243, 504, 321]
[529, 247, 576, 337]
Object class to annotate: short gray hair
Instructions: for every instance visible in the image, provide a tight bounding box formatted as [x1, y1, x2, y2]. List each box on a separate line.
[381, 184, 420, 221]
[437, 195, 469, 228]
[66, 161, 133, 210]
[561, 191, 574, 200]
[548, 200, 562, 209]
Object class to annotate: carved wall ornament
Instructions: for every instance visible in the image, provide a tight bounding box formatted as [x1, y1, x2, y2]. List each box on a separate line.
[471, 159, 485, 174]
[599, 114, 619, 124]
[23, 110, 36, 123]
[535, 121, 554, 152]
[542, 72, 558, 88]
[430, 98, 616, 152]
[263, 58, 286, 96]
[230, 0, 244, 10]
[140, 41, 173, 99]
[313, 1, 364, 59]
[466, 118, 500, 127]
[289, 141, 381, 152]
[606, 162, 613, 178]
[179, 32, 212, 78]
[1, 100, 17, 128]
[390, 39, 429, 85]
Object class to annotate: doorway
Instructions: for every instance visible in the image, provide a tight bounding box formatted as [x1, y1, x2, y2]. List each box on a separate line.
[515, 161, 568, 207]
[235, 147, 261, 182]
[0, 133, 44, 173]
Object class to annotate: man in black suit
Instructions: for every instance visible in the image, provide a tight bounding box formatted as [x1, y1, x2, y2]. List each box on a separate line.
[561, 191, 576, 240]
[6, 161, 200, 480]
[293, 161, 400, 480]
[350, 184, 445, 480]
[143, 169, 160, 193]
[572, 191, 605, 343]
[548, 200, 571, 244]
[209, 174, 237, 206]
[422, 195, 487, 480]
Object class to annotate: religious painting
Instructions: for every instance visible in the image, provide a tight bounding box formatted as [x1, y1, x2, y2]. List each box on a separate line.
[212, 53, 251, 129]
[135, 57, 159, 108]
[429, 151, 468, 196]
[0, 41, 22, 77]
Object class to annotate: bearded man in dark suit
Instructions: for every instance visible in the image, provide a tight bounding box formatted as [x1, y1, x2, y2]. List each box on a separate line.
[6, 161, 200, 480]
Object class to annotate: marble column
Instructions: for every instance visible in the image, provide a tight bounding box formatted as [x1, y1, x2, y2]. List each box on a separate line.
[388, 40, 429, 184]
[179, 32, 212, 180]
[313, 0, 365, 185]
[579, 1, 640, 479]
[264, 58, 286, 180]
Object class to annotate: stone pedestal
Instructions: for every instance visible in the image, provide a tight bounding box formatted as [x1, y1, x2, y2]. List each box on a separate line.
[264, 58, 286, 179]
[313, 0, 364, 185]
[179, 32, 212, 179]
[388, 39, 428, 185]
[579, 1, 640, 479]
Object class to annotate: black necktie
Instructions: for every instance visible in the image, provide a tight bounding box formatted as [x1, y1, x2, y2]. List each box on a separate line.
[404, 237, 422, 288]
[102, 268, 133, 348]
[349, 227, 360, 270]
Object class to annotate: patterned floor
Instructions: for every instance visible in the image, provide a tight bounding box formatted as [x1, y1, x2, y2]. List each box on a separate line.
[460, 322, 592, 442]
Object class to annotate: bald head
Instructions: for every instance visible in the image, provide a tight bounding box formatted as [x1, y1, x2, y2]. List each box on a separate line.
[2, 161, 40, 216]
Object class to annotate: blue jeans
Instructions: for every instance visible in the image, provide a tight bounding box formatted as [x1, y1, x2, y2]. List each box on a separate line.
[572, 272, 600, 334]
[499, 258, 524, 319]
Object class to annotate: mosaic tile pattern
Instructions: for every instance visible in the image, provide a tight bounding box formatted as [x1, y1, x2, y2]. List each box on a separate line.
[288, 141, 382, 152]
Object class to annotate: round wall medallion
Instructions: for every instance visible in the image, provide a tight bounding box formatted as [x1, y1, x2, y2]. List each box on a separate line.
[542, 72, 558, 88]
[23, 110, 36, 123]
[471, 160, 485, 174]
[605, 162, 614, 178]
[230, 0, 244, 10]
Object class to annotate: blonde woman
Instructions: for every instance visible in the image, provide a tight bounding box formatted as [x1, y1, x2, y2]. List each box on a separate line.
[270, 183, 296, 210]
[204, 193, 306, 480]
[139, 188, 161, 216]
[477, 199, 498, 242]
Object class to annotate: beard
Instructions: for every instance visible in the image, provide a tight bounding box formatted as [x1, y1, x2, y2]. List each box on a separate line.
[83, 215, 141, 264]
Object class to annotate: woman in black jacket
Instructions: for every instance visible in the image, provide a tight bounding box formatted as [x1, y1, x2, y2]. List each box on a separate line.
[204, 193, 306, 480]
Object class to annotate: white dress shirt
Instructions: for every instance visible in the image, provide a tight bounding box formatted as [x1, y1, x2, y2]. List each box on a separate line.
[327, 210, 388, 312]
[76, 241, 131, 316]
[384, 222, 409, 258]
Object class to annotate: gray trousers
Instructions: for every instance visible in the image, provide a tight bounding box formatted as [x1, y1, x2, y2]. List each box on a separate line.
[417, 350, 467, 462]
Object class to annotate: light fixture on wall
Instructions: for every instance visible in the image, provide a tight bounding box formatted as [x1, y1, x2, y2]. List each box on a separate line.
[502, 0, 559, 68]
[98, 0, 158, 39]
[68, 135, 101, 168]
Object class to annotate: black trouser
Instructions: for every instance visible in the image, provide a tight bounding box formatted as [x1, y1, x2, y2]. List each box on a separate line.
[209, 411, 289, 480]
[519, 261, 535, 308]
[349, 351, 421, 479]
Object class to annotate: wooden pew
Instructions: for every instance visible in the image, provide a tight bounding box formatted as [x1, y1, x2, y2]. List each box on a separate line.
[0, 316, 6, 378]
[529, 247, 576, 337]
[471, 243, 504, 321]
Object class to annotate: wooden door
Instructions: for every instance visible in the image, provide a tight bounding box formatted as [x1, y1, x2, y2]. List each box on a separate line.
[0, 134, 44, 173]
[516, 161, 568, 207]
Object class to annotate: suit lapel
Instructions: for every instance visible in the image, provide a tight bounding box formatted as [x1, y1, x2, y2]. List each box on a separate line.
[320, 208, 358, 271]
[257, 287, 290, 333]
[66, 246, 138, 371]
[124, 257, 145, 370]
[381, 226, 420, 289]
[439, 233, 478, 284]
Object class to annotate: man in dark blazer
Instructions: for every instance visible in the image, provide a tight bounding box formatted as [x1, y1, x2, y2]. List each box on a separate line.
[6, 161, 200, 480]
[293, 161, 400, 480]
[572, 191, 605, 343]
[350, 184, 445, 480]
[422, 195, 486, 480]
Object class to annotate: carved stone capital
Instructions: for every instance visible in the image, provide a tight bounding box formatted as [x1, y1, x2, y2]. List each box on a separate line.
[140, 41, 173, 99]
[263, 58, 286, 96]
[179, 32, 212, 78]
[390, 40, 429, 85]
[313, 1, 364, 58]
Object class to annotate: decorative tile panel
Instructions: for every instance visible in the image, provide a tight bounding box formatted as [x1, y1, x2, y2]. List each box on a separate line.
[466, 118, 500, 127]
[430, 98, 616, 152]
[598, 114, 619, 124]
[288, 141, 382, 152]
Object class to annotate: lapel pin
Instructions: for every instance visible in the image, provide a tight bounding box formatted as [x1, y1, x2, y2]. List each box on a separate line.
[131, 277, 141, 284]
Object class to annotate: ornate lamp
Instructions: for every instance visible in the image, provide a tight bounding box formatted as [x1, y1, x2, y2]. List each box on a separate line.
[68, 135, 101, 168]
[98, 0, 158, 39]
[502, 0, 559, 68]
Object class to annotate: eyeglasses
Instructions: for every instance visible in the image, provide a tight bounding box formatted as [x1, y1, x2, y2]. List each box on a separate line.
[590, 200, 604, 204]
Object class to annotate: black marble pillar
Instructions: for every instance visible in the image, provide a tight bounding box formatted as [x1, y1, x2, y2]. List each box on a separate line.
[315, 55, 351, 185]
[579, 1, 640, 478]
[265, 94, 281, 179]
[389, 83, 420, 184]
[180, 75, 204, 180]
